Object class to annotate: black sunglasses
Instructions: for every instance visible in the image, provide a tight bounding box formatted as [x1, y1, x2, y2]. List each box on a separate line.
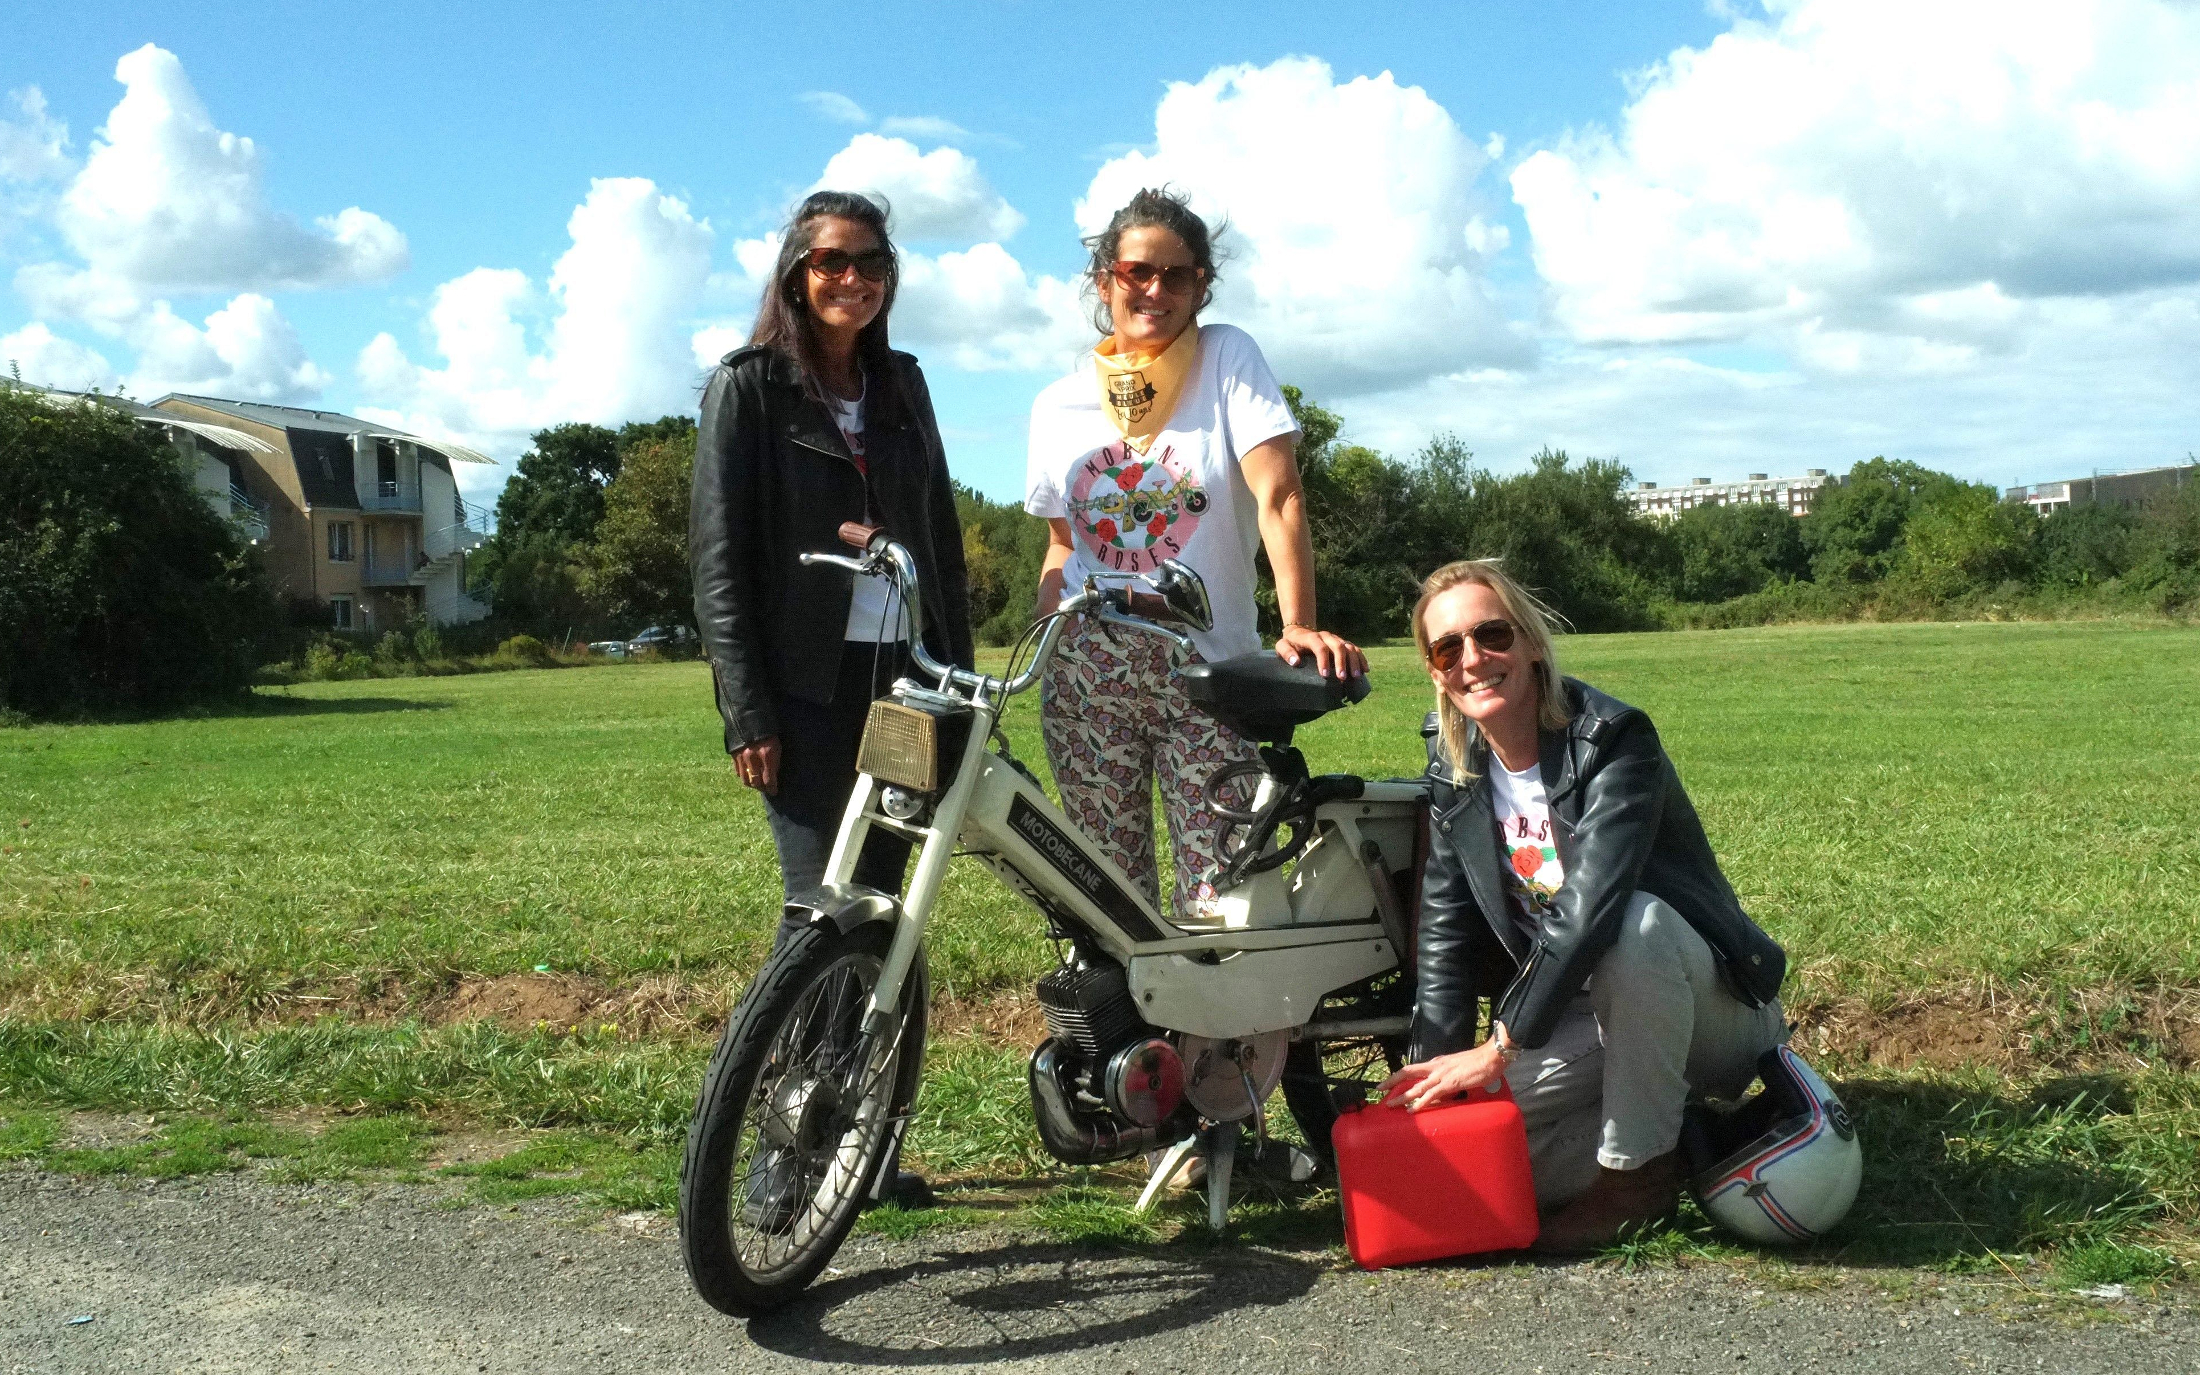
[803, 247, 894, 283]
[1426, 619, 1516, 672]
[1108, 260, 1205, 295]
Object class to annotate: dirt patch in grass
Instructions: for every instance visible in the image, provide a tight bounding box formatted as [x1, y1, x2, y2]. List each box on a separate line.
[1790, 984, 2200, 1073]
[929, 988, 1048, 1046]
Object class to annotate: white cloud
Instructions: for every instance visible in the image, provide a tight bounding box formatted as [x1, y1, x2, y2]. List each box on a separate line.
[893, 243, 1087, 371]
[0, 87, 73, 183]
[814, 134, 1024, 242]
[125, 292, 332, 403]
[359, 178, 713, 477]
[31, 44, 406, 309]
[1, 322, 116, 392]
[800, 91, 870, 125]
[1076, 57, 1529, 396]
[878, 115, 970, 142]
[1511, 0, 2200, 349]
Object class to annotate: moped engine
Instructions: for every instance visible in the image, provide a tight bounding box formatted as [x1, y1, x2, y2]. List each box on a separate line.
[1027, 960, 1189, 1163]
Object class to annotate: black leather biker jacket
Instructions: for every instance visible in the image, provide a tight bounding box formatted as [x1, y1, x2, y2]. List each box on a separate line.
[689, 345, 974, 754]
[1410, 677, 1787, 1056]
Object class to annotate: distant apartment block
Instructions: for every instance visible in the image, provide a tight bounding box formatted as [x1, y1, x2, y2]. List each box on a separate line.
[151, 395, 498, 631]
[1626, 470, 1842, 521]
[2005, 463, 2197, 517]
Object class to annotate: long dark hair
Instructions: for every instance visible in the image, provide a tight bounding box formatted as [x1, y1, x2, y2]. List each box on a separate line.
[1081, 186, 1223, 335]
[750, 191, 912, 420]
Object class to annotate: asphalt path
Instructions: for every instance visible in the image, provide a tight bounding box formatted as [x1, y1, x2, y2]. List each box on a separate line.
[4, 1167, 2194, 1374]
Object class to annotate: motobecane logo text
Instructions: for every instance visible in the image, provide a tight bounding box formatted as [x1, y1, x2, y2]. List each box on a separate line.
[1003, 796, 1165, 943]
[1009, 796, 1109, 901]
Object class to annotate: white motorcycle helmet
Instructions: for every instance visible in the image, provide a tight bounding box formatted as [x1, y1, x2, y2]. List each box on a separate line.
[1681, 1044, 1862, 1245]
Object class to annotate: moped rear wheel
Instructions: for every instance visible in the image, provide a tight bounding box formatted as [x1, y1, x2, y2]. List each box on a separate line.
[679, 921, 925, 1317]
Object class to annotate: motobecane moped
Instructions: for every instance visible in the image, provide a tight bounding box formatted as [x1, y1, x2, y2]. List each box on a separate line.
[678, 524, 1431, 1317]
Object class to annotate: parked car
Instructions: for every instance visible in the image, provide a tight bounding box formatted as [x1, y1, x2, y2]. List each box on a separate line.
[625, 624, 697, 658]
[586, 640, 631, 659]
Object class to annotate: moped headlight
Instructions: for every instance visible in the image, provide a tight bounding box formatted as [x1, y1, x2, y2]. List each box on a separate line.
[857, 701, 938, 792]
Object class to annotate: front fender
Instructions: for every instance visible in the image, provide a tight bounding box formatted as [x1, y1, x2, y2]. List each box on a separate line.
[782, 882, 901, 936]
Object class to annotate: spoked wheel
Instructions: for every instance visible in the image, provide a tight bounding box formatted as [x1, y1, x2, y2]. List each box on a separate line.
[1281, 975, 1410, 1167]
[679, 922, 925, 1317]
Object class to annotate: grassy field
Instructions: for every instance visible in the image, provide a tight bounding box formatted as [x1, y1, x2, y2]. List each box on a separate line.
[3, 622, 2197, 1281]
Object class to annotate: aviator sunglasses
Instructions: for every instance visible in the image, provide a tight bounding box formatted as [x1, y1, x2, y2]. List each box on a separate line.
[1108, 260, 1206, 295]
[803, 246, 894, 283]
[1426, 619, 1517, 673]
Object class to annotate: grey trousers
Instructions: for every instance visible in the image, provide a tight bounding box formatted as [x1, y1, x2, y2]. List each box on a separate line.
[1502, 891, 1786, 1209]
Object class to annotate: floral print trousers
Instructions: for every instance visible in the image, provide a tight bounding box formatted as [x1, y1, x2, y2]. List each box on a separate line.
[1040, 615, 1259, 924]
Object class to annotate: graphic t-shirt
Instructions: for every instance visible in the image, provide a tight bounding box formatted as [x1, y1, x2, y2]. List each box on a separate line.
[1023, 324, 1298, 663]
[830, 385, 912, 643]
[1488, 758, 1563, 946]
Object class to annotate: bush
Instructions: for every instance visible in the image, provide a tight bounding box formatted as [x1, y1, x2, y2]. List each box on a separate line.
[1, 388, 281, 716]
[492, 634, 553, 667]
[411, 622, 445, 662]
[373, 631, 413, 670]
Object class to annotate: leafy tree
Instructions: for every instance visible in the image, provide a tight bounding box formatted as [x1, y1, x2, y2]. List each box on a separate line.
[1, 388, 278, 715]
[492, 423, 622, 546]
[1800, 457, 1965, 584]
[2035, 503, 2139, 588]
[1891, 484, 2036, 599]
[954, 483, 1051, 645]
[1452, 448, 1672, 633]
[1668, 501, 1810, 603]
[579, 430, 697, 628]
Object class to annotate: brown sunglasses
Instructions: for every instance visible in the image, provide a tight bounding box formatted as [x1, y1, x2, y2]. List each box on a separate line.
[1426, 619, 1516, 672]
[803, 246, 894, 283]
[1108, 259, 1205, 295]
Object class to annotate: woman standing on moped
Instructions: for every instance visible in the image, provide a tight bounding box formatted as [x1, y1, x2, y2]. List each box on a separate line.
[1024, 187, 1364, 925]
[1379, 559, 1789, 1252]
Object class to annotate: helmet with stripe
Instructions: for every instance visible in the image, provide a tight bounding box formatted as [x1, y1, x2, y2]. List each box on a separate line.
[1681, 1044, 1862, 1246]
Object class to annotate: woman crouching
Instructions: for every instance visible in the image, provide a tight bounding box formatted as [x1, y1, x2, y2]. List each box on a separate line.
[1379, 560, 1789, 1252]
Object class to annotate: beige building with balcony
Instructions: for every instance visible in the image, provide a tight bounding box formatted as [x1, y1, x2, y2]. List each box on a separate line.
[1626, 470, 1843, 521]
[2005, 463, 2197, 516]
[151, 395, 497, 632]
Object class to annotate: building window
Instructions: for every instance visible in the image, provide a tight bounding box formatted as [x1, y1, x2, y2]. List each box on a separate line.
[328, 521, 355, 562]
[331, 596, 353, 630]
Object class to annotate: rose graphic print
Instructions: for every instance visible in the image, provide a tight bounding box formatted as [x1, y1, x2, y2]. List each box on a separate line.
[1066, 441, 1207, 573]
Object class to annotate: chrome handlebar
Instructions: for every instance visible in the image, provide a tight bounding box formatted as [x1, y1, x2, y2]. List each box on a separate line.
[797, 537, 1195, 702]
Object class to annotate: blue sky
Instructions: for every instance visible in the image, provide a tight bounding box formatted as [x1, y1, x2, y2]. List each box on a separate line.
[6, 0, 2197, 503]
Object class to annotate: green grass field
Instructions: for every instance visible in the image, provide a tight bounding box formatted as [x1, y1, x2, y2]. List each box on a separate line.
[3, 622, 2197, 1281]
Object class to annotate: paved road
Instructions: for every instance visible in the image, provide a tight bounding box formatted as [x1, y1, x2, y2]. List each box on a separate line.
[4, 1167, 2194, 1374]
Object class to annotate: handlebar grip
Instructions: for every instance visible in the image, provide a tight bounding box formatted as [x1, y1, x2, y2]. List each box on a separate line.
[1124, 588, 1176, 623]
[838, 521, 882, 551]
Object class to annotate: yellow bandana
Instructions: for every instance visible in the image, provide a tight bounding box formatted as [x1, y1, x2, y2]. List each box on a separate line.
[1093, 323, 1199, 455]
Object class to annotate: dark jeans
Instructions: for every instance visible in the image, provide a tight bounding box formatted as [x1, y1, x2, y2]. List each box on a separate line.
[764, 640, 915, 947]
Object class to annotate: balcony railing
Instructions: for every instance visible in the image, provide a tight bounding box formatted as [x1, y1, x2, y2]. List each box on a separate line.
[360, 480, 421, 513]
[361, 556, 419, 588]
[227, 484, 270, 544]
[424, 495, 494, 562]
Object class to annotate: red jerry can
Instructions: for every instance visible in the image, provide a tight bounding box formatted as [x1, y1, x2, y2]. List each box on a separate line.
[1332, 1080, 1539, 1268]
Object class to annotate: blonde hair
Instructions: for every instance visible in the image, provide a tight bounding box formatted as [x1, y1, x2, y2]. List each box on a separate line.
[1411, 559, 1571, 779]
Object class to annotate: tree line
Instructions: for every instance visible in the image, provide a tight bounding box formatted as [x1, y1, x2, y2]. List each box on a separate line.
[8, 381, 2195, 718]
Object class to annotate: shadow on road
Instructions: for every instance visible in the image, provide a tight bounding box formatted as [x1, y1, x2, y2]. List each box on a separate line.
[746, 1239, 1323, 1365]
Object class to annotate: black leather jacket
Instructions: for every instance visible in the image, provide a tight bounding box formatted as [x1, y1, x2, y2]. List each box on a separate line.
[689, 344, 974, 754]
[1411, 678, 1786, 1056]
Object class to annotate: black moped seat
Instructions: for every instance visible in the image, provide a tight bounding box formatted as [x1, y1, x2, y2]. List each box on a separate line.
[1180, 653, 1371, 743]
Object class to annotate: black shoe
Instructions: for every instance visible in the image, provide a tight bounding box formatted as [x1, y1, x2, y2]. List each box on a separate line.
[867, 1170, 936, 1211]
[741, 1147, 801, 1233]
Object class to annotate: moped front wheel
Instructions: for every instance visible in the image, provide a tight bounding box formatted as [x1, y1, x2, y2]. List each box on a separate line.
[679, 921, 926, 1317]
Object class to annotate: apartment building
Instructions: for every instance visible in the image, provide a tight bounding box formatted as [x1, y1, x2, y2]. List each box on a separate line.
[1626, 470, 1842, 521]
[151, 395, 497, 631]
[2005, 463, 2197, 516]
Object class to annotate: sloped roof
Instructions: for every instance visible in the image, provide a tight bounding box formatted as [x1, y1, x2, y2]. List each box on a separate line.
[154, 393, 496, 465]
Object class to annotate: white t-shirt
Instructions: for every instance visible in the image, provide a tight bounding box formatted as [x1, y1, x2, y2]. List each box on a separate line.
[1488, 758, 1563, 947]
[831, 386, 913, 643]
[1023, 323, 1298, 663]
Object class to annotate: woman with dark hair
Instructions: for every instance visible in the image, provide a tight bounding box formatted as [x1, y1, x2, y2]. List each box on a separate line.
[1378, 558, 1789, 1252]
[691, 190, 974, 932]
[1023, 187, 1364, 925]
[690, 190, 970, 1215]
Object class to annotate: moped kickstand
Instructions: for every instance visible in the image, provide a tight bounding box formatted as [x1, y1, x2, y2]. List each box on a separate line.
[1132, 1121, 1237, 1230]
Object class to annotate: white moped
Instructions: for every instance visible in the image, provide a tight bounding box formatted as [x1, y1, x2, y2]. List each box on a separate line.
[679, 525, 1429, 1316]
